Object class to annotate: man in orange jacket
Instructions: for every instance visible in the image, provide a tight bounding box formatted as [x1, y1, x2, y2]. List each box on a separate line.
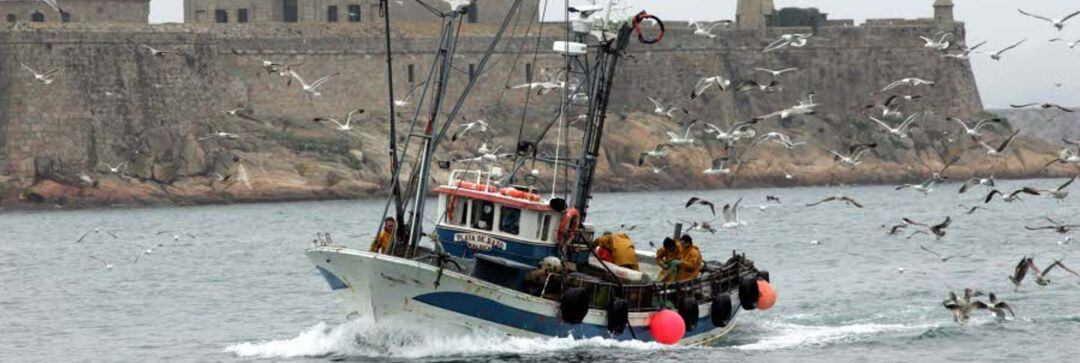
[655, 237, 682, 283]
[370, 217, 395, 254]
[676, 234, 703, 281]
[594, 231, 640, 271]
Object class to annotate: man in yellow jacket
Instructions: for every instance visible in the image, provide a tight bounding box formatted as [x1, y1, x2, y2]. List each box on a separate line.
[655, 237, 682, 283]
[594, 231, 640, 271]
[370, 217, 396, 254]
[676, 234, 703, 281]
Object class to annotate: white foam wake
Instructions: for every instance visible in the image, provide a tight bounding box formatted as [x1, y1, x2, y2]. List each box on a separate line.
[224, 319, 672, 359]
[732, 322, 920, 351]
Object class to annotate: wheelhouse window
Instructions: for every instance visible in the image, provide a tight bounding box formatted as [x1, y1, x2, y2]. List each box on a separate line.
[467, 3, 478, 23]
[61, 12, 71, 22]
[30, 11, 44, 22]
[327, 6, 339, 22]
[499, 207, 521, 235]
[215, 9, 228, 23]
[471, 200, 495, 231]
[536, 214, 552, 241]
[237, 9, 249, 23]
[283, 0, 298, 23]
[450, 197, 469, 226]
[348, 4, 361, 22]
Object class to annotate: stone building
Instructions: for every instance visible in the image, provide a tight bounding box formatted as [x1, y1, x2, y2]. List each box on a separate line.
[736, 0, 775, 30]
[934, 0, 955, 24]
[183, 0, 539, 25]
[0, 0, 148, 24]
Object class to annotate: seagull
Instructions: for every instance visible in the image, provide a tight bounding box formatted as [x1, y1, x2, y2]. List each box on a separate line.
[1027, 259, 1080, 287]
[1025, 216, 1080, 235]
[733, 80, 782, 93]
[984, 293, 1014, 322]
[865, 95, 916, 120]
[646, 97, 688, 119]
[754, 67, 798, 78]
[643, 161, 670, 175]
[638, 144, 673, 166]
[289, 70, 340, 97]
[101, 162, 126, 174]
[905, 216, 952, 239]
[949, 117, 1002, 137]
[895, 178, 937, 194]
[1017, 9, 1080, 31]
[943, 288, 988, 324]
[703, 157, 732, 176]
[89, 256, 113, 270]
[1049, 38, 1080, 49]
[756, 92, 819, 120]
[133, 246, 154, 264]
[721, 198, 746, 229]
[76, 228, 119, 243]
[127, 40, 174, 57]
[766, 195, 782, 204]
[223, 108, 267, 125]
[230, 49, 301, 75]
[942, 40, 987, 59]
[20, 62, 61, 85]
[1008, 256, 1034, 290]
[1025, 177, 1076, 201]
[704, 120, 758, 147]
[1009, 102, 1073, 112]
[198, 132, 240, 140]
[157, 230, 197, 242]
[394, 82, 427, 107]
[687, 19, 731, 39]
[919, 32, 953, 51]
[685, 197, 716, 216]
[990, 39, 1026, 61]
[753, 132, 805, 149]
[451, 119, 489, 142]
[878, 78, 935, 93]
[958, 176, 995, 194]
[867, 110, 922, 139]
[884, 222, 912, 236]
[984, 188, 1037, 203]
[763, 33, 813, 52]
[666, 120, 697, 146]
[971, 129, 1021, 157]
[686, 221, 718, 234]
[1039, 147, 1080, 171]
[830, 142, 877, 168]
[806, 194, 864, 208]
[39, 0, 64, 13]
[919, 244, 971, 262]
[690, 76, 731, 99]
[313, 109, 364, 131]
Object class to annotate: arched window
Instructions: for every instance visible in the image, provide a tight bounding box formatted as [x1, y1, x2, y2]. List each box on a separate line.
[30, 11, 45, 22]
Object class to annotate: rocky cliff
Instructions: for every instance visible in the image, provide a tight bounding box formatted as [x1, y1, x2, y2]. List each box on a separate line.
[0, 20, 1073, 209]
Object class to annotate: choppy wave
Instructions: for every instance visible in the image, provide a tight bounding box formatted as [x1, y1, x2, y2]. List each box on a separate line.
[223, 319, 672, 359]
[730, 322, 922, 351]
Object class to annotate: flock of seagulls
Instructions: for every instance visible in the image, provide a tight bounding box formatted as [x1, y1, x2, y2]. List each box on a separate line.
[74, 227, 199, 269]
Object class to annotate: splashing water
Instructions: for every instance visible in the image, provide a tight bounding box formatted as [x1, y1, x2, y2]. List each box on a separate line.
[729, 322, 928, 351]
[224, 319, 674, 359]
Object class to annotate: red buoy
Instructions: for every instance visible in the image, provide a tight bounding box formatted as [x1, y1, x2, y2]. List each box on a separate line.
[649, 309, 686, 345]
[757, 279, 777, 310]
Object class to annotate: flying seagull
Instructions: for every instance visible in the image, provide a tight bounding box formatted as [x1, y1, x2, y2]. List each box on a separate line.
[806, 194, 864, 208]
[920, 32, 953, 51]
[666, 120, 697, 146]
[230, 49, 302, 76]
[1025, 216, 1080, 235]
[943, 40, 987, 59]
[958, 176, 995, 194]
[76, 228, 119, 243]
[763, 33, 813, 52]
[754, 67, 798, 78]
[984, 293, 1014, 322]
[943, 288, 987, 325]
[752, 131, 805, 149]
[990, 39, 1026, 61]
[647, 97, 688, 119]
[984, 188, 1037, 203]
[638, 144, 673, 166]
[685, 197, 716, 216]
[127, 40, 174, 57]
[100, 162, 126, 174]
[721, 198, 746, 229]
[971, 129, 1021, 157]
[1049, 38, 1080, 49]
[703, 157, 732, 176]
[733, 80, 781, 93]
[451, 119, 489, 142]
[19, 62, 61, 85]
[867, 110, 922, 139]
[690, 76, 731, 99]
[756, 92, 819, 120]
[949, 117, 1002, 137]
[289, 70, 340, 97]
[1024, 177, 1076, 201]
[313, 109, 365, 131]
[830, 142, 877, 168]
[1026, 258, 1080, 287]
[905, 216, 952, 239]
[687, 19, 731, 39]
[89, 256, 113, 270]
[1009, 102, 1073, 112]
[198, 132, 240, 140]
[1017, 9, 1080, 31]
[394, 82, 427, 107]
[704, 120, 758, 147]
[919, 244, 971, 262]
[878, 78, 935, 93]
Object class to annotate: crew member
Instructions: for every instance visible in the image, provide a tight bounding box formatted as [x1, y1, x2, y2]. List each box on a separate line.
[370, 217, 396, 254]
[655, 237, 682, 283]
[594, 231, 640, 271]
[676, 234, 703, 281]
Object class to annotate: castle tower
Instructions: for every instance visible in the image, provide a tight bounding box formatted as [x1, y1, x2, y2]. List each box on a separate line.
[736, 0, 776, 30]
[934, 0, 955, 23]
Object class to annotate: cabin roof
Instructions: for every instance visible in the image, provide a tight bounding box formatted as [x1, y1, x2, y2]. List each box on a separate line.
[433, 186, 553, 212]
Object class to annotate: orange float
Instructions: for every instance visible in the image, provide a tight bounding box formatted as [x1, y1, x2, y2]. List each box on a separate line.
[649, 309, 685, 345]
[756, 279, 777, 310]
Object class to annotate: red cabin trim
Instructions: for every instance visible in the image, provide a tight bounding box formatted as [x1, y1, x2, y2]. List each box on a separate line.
[433, 186, 553, 212]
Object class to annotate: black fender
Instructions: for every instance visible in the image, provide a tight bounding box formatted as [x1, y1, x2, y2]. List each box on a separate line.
[711, 293, 734, 327]
[607, 298, 629, 334]
[677, 297, 699, 331]
[739, 275, 760, 310]
[559, 287, 591, 324]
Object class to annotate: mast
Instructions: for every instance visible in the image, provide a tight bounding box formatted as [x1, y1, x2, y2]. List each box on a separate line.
[379, 0, 406, 236]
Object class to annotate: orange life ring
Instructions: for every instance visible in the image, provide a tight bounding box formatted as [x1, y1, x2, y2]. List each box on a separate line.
[456, 181, 497, 193]
[500, 187, 542, 202]
[557, 208, 581, 245]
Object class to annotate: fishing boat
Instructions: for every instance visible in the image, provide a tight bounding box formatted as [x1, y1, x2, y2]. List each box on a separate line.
[307, 0, 774, 345]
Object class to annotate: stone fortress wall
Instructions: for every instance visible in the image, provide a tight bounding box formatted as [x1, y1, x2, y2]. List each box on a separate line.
[3, 0, 1063, 207]
[0, 0, 149, 24]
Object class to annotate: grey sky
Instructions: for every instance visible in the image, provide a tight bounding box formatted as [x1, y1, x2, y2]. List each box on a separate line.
[148, 1, 1078, 108]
